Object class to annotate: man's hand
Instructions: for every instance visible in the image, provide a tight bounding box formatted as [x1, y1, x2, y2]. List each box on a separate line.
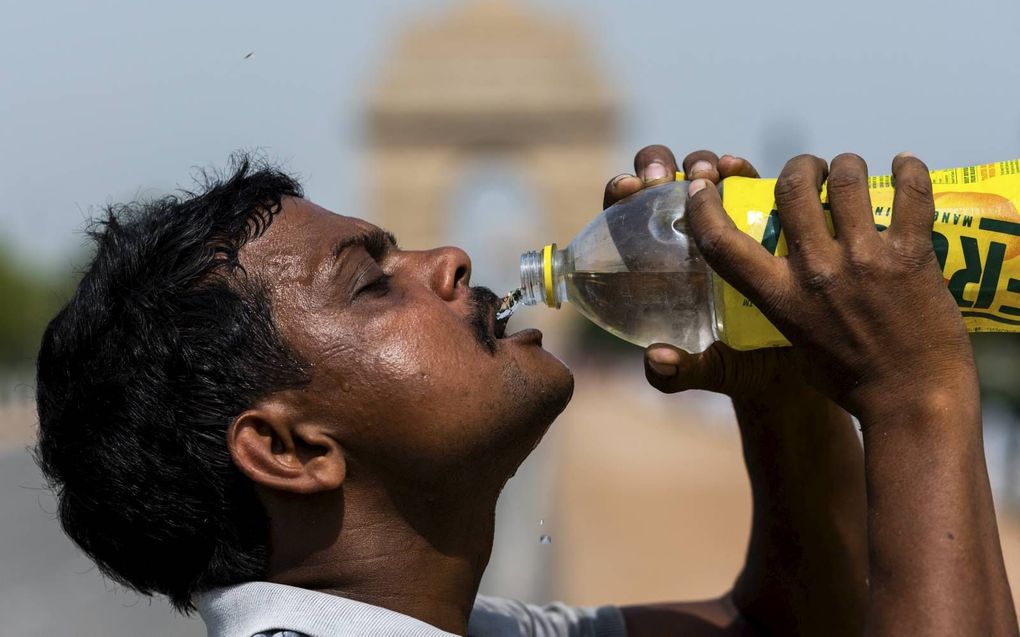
[611, 146, 868, 637]
[685, 153, 973, 416]
[601, 144, 792, 399]
[685, 152, 1017, 635]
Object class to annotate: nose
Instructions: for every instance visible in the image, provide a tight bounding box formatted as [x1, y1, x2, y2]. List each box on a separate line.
[427, 246, 472, 301]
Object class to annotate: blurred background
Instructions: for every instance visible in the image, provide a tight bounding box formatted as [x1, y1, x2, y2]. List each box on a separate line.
[3, 0, 1020, 634]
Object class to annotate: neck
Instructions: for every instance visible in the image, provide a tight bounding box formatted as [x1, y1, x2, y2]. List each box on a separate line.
[262, 478, 498, 635]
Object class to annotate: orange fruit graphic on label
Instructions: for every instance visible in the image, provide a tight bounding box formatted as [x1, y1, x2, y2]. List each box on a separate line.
[935, 191, 1020, 262]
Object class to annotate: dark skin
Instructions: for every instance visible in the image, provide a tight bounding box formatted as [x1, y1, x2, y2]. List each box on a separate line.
[616, 147, 1016, 635]
[608, 147, 868, 636]
[224, 146, 1016, 635]
[227, 205, 573, 632]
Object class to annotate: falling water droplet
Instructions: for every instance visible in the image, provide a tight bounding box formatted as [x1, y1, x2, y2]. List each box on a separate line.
[496, 288, 524, 322]
[539, 518, 544, 526]
[539, 534, 552, 545]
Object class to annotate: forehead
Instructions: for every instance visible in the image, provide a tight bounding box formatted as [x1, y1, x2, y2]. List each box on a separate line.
[241, 197, 376, 267]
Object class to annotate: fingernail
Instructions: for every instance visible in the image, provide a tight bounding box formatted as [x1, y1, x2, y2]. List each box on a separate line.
[690, 160, 712, 178]
[895, 151, 916, 159]
[688, 178, 708, 197]
[642, 161, 668, 182]
[648, 361, 678, 377]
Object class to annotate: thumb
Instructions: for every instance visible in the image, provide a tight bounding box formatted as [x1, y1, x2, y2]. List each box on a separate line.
[644, 343, 723, 394]
[645, 342, 792, 396]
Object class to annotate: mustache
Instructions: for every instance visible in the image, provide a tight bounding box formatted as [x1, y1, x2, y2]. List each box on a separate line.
[467, 286, 500, 355]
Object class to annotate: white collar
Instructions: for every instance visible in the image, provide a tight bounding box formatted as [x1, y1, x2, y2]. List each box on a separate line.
[195, 581, 460, 637]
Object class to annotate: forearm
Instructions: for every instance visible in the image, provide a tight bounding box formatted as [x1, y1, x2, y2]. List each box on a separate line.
[730, 382, 868, 636]
[859, 386, 1017, 636]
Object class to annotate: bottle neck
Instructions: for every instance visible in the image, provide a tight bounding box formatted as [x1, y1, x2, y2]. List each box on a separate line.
[520, 243, 563, 308]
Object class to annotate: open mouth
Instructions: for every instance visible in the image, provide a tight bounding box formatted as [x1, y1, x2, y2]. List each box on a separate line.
[470, 286, 538, 350]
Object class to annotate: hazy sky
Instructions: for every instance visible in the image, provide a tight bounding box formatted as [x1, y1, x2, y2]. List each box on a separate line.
[4, 0, 1020, 270]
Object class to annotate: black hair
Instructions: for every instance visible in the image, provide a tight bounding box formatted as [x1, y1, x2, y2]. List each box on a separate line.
[34, 154, 310, 612]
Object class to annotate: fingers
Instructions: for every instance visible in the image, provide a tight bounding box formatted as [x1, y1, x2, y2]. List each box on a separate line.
[718, 154, 760, 179]
[686, 179, 788, 305]
[604, 147, 759, 209]
[684, 152, 759, 182]
[603, 173, 643, 209]
[827, 153, 877, 245]
[634, 144, 679, 185]
[774, 155, 831, 255]
[683, 150, 721, 183]
[603, 144, 680, 209]
[889, 153, 936, 253]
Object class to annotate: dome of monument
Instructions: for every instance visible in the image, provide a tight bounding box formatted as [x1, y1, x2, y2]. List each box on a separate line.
[367, 0, 615, 122]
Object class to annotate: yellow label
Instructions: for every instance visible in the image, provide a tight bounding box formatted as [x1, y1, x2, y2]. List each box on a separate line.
[705, 159, 1020, 350]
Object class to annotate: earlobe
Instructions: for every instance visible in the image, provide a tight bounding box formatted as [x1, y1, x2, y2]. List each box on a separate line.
[227, 401, 346, 495]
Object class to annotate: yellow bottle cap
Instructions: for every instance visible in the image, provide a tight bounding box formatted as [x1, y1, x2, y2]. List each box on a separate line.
[542, 243, 557, 307]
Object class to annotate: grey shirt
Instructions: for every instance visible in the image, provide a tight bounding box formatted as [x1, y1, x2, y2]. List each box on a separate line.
[195, 581, 627, 637]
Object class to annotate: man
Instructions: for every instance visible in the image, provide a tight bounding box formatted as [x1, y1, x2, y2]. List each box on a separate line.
[35, 145, 1017, 636]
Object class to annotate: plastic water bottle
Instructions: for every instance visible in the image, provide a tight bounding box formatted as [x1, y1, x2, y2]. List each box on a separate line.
[516, 181, 718, 352]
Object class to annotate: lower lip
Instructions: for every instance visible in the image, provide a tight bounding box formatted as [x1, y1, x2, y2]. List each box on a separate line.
[503, 328, 543, 346]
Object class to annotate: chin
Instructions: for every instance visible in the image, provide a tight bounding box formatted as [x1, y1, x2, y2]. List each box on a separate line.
[522, 350, 574, 424]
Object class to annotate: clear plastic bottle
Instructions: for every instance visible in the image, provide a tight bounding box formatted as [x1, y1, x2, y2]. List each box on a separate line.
[517, 158, 1020, 352]
[518, 181, 720, 352]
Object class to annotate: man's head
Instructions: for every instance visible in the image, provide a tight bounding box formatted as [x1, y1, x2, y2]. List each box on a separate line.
[34, 156, 573, 611]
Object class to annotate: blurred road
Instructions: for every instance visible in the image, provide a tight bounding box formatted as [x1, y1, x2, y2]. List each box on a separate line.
[0, 448, 203, 637]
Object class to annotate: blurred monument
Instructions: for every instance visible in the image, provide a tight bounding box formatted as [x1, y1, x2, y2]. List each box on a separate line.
[363, 0, 618, 327]
[364, 0, 616, 251]
[363, 0, 618, 602]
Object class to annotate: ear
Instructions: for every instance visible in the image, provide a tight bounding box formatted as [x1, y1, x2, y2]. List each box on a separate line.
[227, 398, 346, 494]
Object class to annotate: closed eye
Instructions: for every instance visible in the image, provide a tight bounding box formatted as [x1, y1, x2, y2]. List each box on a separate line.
[358, 273, 391, 297]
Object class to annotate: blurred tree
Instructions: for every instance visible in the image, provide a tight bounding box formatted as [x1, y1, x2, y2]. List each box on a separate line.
[0, 245, 76, 370]
[972, 333, 1020, 507]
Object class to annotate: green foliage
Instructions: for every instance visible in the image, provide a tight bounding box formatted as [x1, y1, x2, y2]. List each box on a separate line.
[972, 333, 1020, 406]
[0, 247, 77, 369]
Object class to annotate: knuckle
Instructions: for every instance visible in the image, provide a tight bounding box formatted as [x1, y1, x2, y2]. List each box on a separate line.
[774, 171, 810, 204]
[695, 227, 731, 261]
[798, 258, 840, 292]
[846, 244, 876, 272]
[803, 270, 837, 293]
[825, 170, 865, 196]
[898, 178, 934, 207]
[750, 282, 786, 317]
[889, 234, 938, 269]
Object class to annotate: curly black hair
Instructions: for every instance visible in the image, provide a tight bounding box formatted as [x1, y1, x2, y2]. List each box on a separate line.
[34, 154, 310, 611]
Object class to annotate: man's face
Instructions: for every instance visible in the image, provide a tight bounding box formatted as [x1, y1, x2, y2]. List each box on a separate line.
[239, 198, 573, 489]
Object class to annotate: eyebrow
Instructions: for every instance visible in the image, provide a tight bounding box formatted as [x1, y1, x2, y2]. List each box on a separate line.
[327, 228, 398, 269]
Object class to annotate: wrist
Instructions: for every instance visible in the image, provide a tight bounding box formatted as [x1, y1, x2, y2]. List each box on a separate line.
[855, 381, 981, 435]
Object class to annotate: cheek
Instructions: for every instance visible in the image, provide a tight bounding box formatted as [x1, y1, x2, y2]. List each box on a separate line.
[353, 302, 501, 402]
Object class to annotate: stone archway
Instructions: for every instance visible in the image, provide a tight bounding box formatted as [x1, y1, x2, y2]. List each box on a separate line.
[364, 0, 617, 265]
